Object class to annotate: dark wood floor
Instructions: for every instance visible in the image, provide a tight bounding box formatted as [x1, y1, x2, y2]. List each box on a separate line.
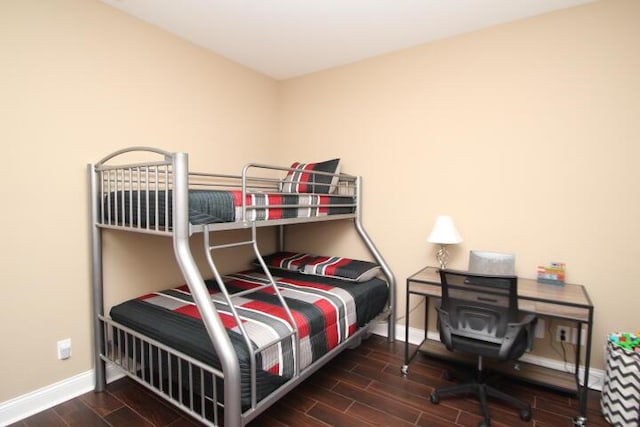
[11, 335, 609, 426]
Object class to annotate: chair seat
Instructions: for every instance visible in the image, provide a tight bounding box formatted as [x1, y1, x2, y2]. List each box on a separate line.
[447, 329, 529, 360]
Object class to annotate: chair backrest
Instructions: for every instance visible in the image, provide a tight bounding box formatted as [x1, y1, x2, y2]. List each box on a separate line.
[439, 269, 519, 344]
[468, 250, 515, 275]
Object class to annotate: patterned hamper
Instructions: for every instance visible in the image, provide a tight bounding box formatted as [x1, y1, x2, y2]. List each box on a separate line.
[601, 340, 640, 426]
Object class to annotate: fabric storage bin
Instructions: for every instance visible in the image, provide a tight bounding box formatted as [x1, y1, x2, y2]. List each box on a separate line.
[601, 340, 640, 426]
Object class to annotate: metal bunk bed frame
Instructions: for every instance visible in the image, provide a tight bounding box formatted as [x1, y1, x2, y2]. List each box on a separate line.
[89, 147, 396, 427]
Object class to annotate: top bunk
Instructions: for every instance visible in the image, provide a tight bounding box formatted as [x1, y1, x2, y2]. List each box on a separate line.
[90, 147, 360, 235]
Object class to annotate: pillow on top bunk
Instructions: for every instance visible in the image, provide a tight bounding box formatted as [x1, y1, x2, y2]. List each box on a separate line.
[255, 251, 381, 282]
[281, 159, 341, 194]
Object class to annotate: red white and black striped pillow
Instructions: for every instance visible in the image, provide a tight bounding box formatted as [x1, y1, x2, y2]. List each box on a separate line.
[256, 252, 381, 283]
[257, 252, 317, 272]
[299, 255, 380, 282]
[281, 159, 341, 194]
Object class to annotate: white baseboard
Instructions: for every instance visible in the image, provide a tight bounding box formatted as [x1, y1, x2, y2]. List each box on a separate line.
[1, 324, 604, 426]
[0, 365, 124, 427]
[371, 322, 605, 391]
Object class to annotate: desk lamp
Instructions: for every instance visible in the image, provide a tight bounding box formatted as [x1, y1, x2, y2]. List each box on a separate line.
[427, 215, 462, 269]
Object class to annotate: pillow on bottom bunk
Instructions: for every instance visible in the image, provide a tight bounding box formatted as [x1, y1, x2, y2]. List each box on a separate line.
[299, 256, 381, 282]
[258, 251, 317, 272]
[255, 251, 381, 282]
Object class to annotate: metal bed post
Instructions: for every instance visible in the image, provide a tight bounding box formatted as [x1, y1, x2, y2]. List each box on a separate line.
[89, 163, 106, 391]
[171, 152, 243, 427]
[353, 176, 396, 342]
[277, 225, 285, 252]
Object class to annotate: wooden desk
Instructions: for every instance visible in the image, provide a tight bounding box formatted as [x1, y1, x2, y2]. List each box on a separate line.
[403, 266, 594, 426]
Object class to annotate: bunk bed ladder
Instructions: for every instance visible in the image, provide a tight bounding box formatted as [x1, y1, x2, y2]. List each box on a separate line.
[203, 222, 300, 410]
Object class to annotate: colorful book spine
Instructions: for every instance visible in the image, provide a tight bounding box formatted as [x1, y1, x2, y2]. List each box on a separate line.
[537, 262, 565, 285]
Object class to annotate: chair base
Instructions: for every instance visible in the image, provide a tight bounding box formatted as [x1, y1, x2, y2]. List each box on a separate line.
[430, 379, 532, 427]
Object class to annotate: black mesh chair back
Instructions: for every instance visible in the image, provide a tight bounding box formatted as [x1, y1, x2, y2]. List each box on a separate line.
[439, 270, 522, 359]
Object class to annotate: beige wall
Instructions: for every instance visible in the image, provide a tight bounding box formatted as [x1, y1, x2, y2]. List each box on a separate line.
[0, 0, 278, 402]
[1, 0, 638, 407]
[279, 0, 640, 370]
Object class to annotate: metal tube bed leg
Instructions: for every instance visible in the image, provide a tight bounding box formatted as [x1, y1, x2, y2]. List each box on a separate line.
[171, 153, 242, 427]
[354, 176, 396, 342]
[278, 224, 285, 252]
[89, 163, 106, 391]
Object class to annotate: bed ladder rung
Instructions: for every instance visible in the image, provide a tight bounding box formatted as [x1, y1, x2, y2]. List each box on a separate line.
[254, 330, 297, 353]
[208, 240, 254, 251]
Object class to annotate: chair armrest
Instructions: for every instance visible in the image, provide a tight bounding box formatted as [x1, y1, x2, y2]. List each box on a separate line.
[498, 314, 538, 359]
[435, 306, 454, 351]
[520, 314, 538, 351]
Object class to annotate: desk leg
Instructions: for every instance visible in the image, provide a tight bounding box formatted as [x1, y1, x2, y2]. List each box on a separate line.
[424, 296, 430, 347]
[401, 293, 429, 375]
[402, 288, 411, 374]
[573, 311, 594, 427]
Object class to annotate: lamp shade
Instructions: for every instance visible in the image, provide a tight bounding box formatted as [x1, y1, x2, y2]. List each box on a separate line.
[427, 216, 463, 245]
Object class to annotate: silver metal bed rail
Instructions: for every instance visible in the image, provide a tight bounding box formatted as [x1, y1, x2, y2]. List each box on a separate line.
[99, 308, 394, 427]
[100, 316, 223, 426]
[92, 147, 358, 235]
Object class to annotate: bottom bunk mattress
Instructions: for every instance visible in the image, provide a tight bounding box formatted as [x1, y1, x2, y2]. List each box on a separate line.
[108, 268, 389, 407]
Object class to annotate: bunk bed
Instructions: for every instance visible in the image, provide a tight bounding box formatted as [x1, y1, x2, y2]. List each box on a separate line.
[89, 147, 396, 427]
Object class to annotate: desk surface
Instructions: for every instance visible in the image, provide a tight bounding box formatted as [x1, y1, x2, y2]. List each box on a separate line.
[408, 266, 593, 323]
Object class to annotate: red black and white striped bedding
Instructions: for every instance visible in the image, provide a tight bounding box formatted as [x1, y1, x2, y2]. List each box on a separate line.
[103, 190, 355, 227]
[230, 191, 354, 222]
[261, 251, 381, 282]
[109, 268, 388, 406]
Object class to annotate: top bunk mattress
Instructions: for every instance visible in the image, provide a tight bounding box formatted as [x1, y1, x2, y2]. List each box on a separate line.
[102, 190, 356, 227]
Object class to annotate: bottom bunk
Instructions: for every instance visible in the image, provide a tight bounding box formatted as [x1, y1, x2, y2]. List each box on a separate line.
[100, 267, 390, 426]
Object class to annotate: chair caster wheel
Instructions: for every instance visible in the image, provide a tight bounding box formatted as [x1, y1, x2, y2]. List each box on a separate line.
[572, 416, 587, 427]
[478, 418, 491, 427]
[429, 392, 440, 404]
[520, 407, 532, 421]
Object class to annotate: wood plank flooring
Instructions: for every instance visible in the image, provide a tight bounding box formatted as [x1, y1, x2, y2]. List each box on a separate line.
[9, 335, 609, 426]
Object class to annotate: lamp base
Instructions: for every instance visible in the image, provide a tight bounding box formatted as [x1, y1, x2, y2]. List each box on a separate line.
[436, 245, 449, 270]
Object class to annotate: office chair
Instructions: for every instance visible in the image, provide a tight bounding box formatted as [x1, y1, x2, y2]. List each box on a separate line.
[429, 269, 537, 427]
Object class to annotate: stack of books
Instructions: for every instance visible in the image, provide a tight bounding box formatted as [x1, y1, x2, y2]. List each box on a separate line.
[537, 262, 565, 285]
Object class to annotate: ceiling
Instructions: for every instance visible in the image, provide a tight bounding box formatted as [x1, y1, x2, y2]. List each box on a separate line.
[100, 0, 596, 80]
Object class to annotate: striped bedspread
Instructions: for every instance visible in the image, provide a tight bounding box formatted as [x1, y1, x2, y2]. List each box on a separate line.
[109, 269, 388, 405]
[103, 190, 355, 227]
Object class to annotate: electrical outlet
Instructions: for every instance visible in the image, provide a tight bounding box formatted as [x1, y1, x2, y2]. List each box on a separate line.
[556, 326, 570, 343]
[57, 338, 72, 360]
